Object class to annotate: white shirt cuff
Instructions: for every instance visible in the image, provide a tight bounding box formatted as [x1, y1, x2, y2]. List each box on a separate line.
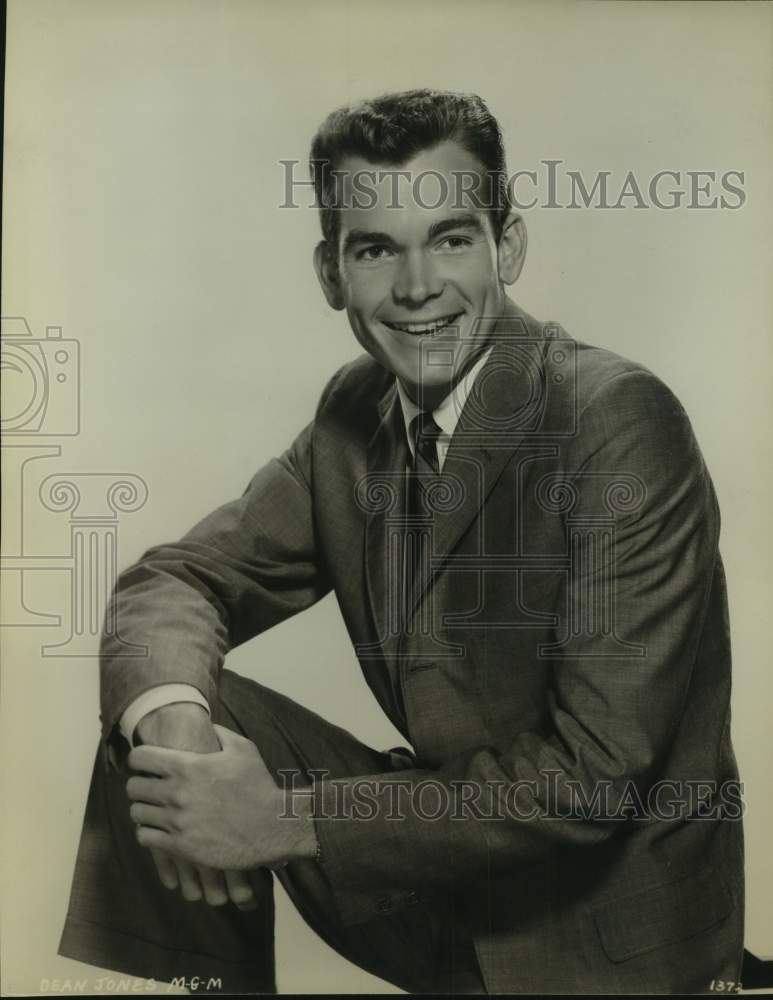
[119, 684, 211, 745]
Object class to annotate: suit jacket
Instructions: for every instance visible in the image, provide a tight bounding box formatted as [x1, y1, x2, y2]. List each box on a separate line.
[100, 307, 744, 993]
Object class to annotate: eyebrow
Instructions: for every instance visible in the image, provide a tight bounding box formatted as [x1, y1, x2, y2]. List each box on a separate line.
[427, 214, 484, 241]
[341, 213, 485, 257]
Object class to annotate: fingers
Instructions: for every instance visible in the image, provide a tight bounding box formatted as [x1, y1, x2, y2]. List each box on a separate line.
[135, 824, 172, 853]
[196, 865, 228, 907]
[171, 856, 205, 902]
[150, 848, 179, 890]
[128, 744, 187, 777]
[147, 853, 213, 906]
[148, 845, 241, 910]
[147, 842, 257, 911]
[130, 801, 171, 830]
[130, 727, 255, 779]
[224, 869, 258, 910]
[126, 775, 168, 805]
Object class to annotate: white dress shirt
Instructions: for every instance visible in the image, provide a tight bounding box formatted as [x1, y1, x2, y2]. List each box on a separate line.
[119, 346, 494, 744]
[395, 345, 492, 472]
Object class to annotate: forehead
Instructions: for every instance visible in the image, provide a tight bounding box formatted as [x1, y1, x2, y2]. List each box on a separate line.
[336, 140, 493, 241]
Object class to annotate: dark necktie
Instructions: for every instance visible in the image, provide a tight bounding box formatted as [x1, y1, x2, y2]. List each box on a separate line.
[405, 412, 442, 621]
[412, 411, 441, 476]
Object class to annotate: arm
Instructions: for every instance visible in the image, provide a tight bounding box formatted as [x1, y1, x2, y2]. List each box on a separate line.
[119, 685, 211, 744]
[103, 416, 330, 906]
[100, 419, 331, 742]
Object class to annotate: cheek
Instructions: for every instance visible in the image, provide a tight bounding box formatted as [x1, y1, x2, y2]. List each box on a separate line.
[342, 268, 393, 315]
[443, 254, 497, 296]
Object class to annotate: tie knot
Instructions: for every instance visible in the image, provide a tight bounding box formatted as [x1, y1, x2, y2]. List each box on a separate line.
[411, 412, 441, 473]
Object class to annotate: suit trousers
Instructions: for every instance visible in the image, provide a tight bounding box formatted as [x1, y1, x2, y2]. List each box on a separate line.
[58, 669, 485, 995]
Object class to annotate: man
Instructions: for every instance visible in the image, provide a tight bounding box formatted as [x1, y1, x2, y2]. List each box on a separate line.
[59, 90, 744, 994]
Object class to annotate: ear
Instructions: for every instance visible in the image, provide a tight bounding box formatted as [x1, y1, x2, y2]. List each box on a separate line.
[313, 240, 345, 311]
[497, 212, 527, 285]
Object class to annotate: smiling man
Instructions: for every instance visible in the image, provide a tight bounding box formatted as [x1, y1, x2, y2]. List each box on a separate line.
[59, 90, 744, 995]
[314, 137, 525, 411]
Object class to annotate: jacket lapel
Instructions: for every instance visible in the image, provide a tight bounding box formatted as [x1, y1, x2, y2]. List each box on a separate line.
[362, 382, 409, 654]
[362, 319, 551, 640]
[408, 329, 550, 617]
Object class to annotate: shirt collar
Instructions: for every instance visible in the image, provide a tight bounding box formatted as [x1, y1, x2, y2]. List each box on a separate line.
[395, 345, 493, 453]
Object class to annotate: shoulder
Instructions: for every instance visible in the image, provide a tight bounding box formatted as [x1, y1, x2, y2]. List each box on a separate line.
[572, 339, 695, 446]
[558, 339, 714, 514]
[524, 320, 712, 506]
[504, 305, 689, 440]
[307, 353, 394, 459]
[567, 337, 669, 407]
[315, 352, 392, 420]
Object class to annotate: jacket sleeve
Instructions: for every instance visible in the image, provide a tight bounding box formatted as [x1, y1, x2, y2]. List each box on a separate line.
[312, 369, 722, 925]
[99, 418, 331, 740]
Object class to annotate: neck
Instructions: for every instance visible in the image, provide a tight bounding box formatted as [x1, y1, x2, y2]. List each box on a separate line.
[399, 379, 455, 413]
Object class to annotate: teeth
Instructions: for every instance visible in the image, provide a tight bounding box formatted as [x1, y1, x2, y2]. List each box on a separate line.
[385, 314, 460, 334]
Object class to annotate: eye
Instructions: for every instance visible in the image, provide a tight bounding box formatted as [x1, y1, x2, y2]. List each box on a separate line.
[357, 245, 395, 261]
[437, 235, 472, 251]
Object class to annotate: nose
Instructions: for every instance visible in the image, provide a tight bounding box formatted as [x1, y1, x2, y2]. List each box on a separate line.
[392, 250, 443, 306]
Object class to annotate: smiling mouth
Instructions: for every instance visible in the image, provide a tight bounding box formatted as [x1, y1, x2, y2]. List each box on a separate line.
[382, 313, 463, 336]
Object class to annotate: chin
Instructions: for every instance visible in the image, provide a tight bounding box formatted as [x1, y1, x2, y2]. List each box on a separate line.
[403, 370, 456, 402]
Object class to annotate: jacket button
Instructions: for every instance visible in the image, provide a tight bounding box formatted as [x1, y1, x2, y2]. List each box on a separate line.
[406, 890, 420, 906]
[375, 896, 393, 914]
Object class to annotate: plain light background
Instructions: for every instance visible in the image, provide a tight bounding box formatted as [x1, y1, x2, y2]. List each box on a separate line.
[2, 0, 771, 994]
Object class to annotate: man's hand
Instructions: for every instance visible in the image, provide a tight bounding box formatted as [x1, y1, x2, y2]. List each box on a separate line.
[133, 704, 258, 909]
[126, 725, 318, 871]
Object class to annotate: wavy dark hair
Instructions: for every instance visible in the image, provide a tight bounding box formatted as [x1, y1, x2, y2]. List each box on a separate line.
[309, 89, 510, 247]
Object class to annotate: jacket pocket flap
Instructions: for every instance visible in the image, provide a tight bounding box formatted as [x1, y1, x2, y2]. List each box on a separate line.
[593, 867, 733, 963]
